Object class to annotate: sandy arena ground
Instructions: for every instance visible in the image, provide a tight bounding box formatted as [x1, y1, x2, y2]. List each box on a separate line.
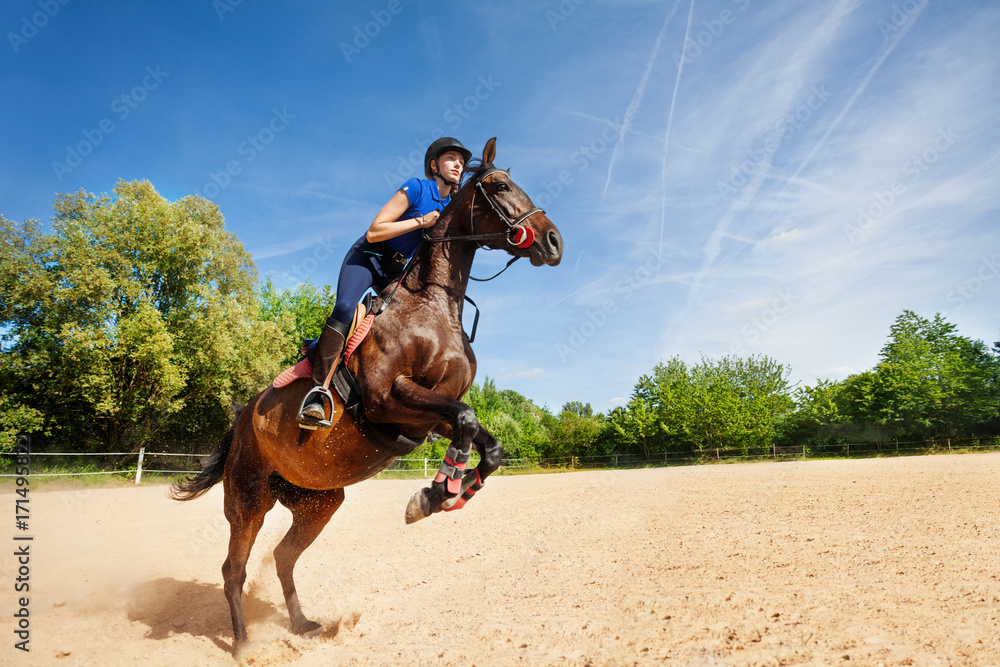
[3, 453, 999, 666]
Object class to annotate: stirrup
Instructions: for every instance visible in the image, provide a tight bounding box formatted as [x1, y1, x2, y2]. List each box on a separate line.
[296, 386, 336, 430]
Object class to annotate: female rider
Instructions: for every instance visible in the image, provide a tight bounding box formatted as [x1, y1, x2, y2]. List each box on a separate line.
[297, 137, 473, 429]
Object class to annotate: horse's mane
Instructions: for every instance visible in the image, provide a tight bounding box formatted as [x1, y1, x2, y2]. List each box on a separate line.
[434, 158, 490, 221]
[460, 158, 491, 185]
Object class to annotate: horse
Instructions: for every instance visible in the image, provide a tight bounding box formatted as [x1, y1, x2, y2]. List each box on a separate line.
[170, 137, 563, 651]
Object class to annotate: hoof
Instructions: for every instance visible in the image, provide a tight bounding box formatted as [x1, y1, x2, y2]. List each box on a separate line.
[291, 619, 324, 638]
[405, 487, 435, 524]
[232, 635, 249, 656]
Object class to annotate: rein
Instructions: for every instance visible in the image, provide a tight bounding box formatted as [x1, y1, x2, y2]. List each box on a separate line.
[371, 244, 484, 342]
[368, 165, 542, 340]
[374, 245, 421, 315]
[469, 255, 520, 282]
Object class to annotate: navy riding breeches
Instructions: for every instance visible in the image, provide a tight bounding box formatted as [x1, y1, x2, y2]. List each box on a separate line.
[330, 235, 407, 326]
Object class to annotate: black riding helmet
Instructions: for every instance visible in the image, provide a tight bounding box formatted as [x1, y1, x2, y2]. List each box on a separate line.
[424, 137, 473, 183]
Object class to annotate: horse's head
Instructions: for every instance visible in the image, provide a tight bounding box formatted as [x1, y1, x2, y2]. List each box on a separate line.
[462, 138, 563, 267]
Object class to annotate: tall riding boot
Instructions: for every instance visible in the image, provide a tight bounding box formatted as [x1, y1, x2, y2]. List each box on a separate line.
[297, 317, 350, 429]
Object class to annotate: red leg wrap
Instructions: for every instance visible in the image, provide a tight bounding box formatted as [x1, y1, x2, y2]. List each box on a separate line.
[443, 470, 482, 512]
[435, 447, 469, 496]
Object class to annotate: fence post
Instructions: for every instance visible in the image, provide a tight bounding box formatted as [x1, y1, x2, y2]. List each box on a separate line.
[615, 454, 619, 468]
[847, 442, 850, 457]
[947, 438, 951, 452]
[772, 443, 776, 460]
[135, 447, 145, 485]
[423, 458, 427, 478]
[716, 448, 720, 462]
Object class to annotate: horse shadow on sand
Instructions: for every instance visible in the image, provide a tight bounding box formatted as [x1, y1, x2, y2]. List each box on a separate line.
[126, 578, 280, 654]
[126, 577, 360, 655]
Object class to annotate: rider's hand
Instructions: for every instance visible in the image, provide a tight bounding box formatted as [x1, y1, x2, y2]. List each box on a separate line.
[419, 210, 441, 228]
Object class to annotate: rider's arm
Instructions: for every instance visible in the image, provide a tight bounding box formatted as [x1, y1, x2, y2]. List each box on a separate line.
[365, 189, 438, 243]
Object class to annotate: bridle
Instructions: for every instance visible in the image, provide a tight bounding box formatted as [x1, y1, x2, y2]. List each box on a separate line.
[423, 166, 545, 249]
[386, 166, 545, 335]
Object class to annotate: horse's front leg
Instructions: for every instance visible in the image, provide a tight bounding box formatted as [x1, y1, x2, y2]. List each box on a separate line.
[439, 423, 503, 513]
[379, 378, 484, 523]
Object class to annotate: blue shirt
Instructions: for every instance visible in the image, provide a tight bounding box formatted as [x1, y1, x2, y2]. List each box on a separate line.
[385, 177, 451, 258]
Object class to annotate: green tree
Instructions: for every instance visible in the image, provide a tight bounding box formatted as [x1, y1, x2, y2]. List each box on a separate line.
[561, 401, 593, 418]
[613, 395, 659, 459]
[780, 311, 1000, 447]
[637, 356, 695, 453]
[0, 395, 44, 453]
[550, 409, 606, 458]
[687, 359, 743, 452]
[870, 311, 1000, 438]
[463, 377, 550, 459]
[687, 354, 792, 454]
[258, 278, 337, 366]
[611, 354, 792, 457]
[775, 378, 848, 446]
[0, 180, 289, 452]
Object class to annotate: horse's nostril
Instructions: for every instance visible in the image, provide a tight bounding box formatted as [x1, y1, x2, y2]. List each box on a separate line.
[547, 229, 561, 253]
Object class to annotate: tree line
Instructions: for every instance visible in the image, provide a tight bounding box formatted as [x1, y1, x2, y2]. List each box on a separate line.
[2, 181, 998, 459]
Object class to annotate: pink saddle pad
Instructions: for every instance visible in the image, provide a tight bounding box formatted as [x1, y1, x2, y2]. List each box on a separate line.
[272, 357, 312, 388]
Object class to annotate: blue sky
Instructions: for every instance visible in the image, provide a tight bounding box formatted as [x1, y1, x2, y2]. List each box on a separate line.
[3, 0, 999, 413]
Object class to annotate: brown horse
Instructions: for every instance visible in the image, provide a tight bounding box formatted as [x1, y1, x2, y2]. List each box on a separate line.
[170, 138, 563, 651]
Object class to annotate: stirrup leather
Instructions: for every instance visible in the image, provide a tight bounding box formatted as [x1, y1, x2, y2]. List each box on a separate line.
[296, 386, 336, 430]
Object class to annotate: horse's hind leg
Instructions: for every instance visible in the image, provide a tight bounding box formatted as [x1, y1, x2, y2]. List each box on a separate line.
[222, 467, 276, 651]
[271, 476, 345, 636]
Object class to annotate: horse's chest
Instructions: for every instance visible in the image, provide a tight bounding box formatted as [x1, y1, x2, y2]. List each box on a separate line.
[415, 339, 471, 387]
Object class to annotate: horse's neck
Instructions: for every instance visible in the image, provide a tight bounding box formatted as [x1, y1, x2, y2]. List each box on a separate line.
[403, 198, 477, 316]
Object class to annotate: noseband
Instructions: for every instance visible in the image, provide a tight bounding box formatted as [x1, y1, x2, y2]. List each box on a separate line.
[423, 167, 545, 248]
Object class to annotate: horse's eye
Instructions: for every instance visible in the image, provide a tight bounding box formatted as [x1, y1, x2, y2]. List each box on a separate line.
[496, 182, 509, 192]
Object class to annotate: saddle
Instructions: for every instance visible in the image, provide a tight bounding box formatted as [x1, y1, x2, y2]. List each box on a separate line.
[271, 293, 424, 456]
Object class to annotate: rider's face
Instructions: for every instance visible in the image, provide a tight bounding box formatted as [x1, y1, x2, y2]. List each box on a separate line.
[434, 151, 465, 182]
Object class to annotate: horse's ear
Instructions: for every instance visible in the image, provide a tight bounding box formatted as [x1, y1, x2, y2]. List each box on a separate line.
[482, 137, 496, 166]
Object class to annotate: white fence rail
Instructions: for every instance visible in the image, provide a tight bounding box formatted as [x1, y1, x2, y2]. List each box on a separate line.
[3, 436, 1000, 484]
[1, 449, 539, 483]
[0, 447, 204, 484]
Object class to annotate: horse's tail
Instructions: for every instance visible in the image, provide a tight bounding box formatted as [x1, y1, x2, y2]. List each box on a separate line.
[169, 426, 234, 502]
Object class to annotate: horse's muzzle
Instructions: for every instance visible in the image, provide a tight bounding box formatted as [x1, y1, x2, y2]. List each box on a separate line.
[529, 228, 563, 266]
